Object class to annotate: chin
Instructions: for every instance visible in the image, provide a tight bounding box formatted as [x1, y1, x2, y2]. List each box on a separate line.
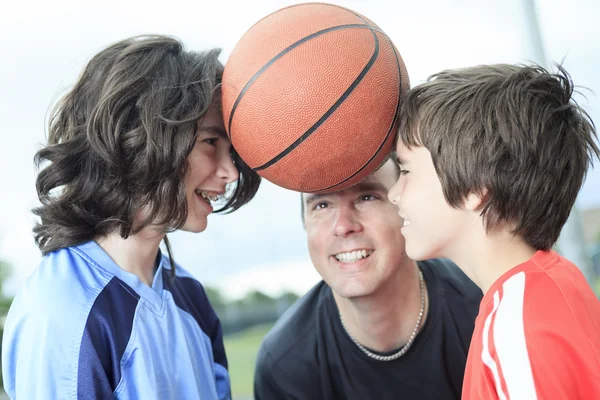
[333, 282, 376, 299]
[181, 218, 208, 233]
[406, 245, 438, 262]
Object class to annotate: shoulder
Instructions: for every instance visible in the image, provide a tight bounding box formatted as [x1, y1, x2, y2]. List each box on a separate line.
[9, 241, 139, 329]
[9, 245, 119, 326]
[418, 258, 482, 303]
[481, 256, 600, 400]
[485, 252, 600, 358]
[499, 254, 600, 335]
[3, 245, 137, 396]
[258, 281, 328, 369]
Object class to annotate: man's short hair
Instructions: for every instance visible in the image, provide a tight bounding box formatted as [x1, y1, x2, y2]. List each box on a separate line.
[397, 63, 599, 250]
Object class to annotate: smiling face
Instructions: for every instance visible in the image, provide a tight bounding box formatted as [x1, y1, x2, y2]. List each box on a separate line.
[181, 102, 239, 233]
[302, 160, 408, 299]
[388, 142, 472, 261]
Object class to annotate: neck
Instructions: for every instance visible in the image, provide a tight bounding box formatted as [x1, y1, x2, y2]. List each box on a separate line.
[334, 259, 427, 353]
[95, 227, 165, 286]
[448, 226, 537, 294]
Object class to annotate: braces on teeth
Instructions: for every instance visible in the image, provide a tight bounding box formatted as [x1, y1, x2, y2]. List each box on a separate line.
[195, 189, 219, 202]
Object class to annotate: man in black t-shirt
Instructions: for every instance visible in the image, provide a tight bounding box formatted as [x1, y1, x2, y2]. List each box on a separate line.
[254, 159, 482, 400]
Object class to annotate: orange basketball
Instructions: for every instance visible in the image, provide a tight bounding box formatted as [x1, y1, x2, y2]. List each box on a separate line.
[222, 3, 409, 193]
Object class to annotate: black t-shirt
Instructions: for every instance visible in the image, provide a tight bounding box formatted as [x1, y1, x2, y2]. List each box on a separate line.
[254, 259, 482, 400]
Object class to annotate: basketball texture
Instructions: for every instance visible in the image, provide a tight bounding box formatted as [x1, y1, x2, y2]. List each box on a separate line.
[222, 3, 409, 193]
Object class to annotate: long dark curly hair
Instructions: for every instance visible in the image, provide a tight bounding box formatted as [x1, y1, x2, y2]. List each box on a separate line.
[33, 35, 260, 258]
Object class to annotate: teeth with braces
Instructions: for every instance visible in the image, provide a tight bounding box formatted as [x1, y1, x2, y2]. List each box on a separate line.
[334, 249, 373, 263]
[195, 189, 219, 202]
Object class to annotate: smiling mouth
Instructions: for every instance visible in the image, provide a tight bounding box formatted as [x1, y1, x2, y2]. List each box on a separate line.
[195, 189, 219, 205]
[334, 249, 373, 263]
[403, 219, 410, 227]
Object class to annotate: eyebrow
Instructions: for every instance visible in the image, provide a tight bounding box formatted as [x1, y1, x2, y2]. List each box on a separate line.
[394, 154, 408, 165]
[198, 125, 228, 138]
[304, 193, 327, 208]
[303, 181, 389, 207]
[353, 181, 389, 193]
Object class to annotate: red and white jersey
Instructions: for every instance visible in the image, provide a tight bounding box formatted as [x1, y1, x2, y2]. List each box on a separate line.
[462, 250, 600, 400]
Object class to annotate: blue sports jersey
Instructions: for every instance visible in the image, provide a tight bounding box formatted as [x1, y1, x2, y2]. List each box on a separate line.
[2, 241, 231, 399]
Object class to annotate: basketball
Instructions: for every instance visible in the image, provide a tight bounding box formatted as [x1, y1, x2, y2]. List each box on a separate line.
[222, 3, 409, 193]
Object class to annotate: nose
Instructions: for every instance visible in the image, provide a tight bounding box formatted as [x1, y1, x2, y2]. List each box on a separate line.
[388, 178, 401, 206]
[218, 150, 240, 184]
[333, 206, 363, 238]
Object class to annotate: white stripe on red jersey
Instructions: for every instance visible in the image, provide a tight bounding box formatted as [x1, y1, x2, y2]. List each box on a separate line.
[493, 272, 538, 399]
[481, 291, 507, 400]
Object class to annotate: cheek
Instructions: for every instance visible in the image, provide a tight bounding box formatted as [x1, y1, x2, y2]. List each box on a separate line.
[305, 224, 323, 253]
[410, 172, 444, 212]
[428, 181, 454, 218]
[367, 210, 405, 243]
[398, 179, 421, 212]
[380, 206, 404, 229]
[182, 169, 194, 192]
[305, 222, 331, 266]
[187, 157, 212, 184]
[381, 221, 407, 250]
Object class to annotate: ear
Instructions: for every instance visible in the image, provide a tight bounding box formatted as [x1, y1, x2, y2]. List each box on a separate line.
[464, 188, 487, 212]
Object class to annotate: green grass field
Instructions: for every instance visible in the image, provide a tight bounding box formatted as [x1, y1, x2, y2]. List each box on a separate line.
[224, 323, 273, 399]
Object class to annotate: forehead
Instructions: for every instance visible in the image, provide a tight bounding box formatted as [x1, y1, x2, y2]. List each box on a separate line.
[197, 102, 228, 139]
[395, 140, 412, 161]
[199, 102, 225, 129]
[302, 159, 397, 203]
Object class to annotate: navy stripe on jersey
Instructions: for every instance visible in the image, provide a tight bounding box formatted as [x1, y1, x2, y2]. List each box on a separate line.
[78, 277, 139, 397]
[162, 269, 228, 369]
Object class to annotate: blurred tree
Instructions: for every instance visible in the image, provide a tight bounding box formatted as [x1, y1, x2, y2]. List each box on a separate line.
[204, 285, 226, 309]
[278, 291, 299, 304]
[243, 290, 274, 306]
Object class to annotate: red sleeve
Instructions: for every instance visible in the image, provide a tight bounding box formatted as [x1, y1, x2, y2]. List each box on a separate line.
[522, 269, 600, 400]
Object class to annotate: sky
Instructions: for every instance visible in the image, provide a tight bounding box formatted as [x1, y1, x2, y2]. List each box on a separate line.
[1, 0, 599, 299]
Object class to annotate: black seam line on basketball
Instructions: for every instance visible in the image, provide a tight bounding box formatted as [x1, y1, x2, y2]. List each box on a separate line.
[253, 28, 381, 172]
[318, 33, 402, 193]
[227, 23, 386, 138]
